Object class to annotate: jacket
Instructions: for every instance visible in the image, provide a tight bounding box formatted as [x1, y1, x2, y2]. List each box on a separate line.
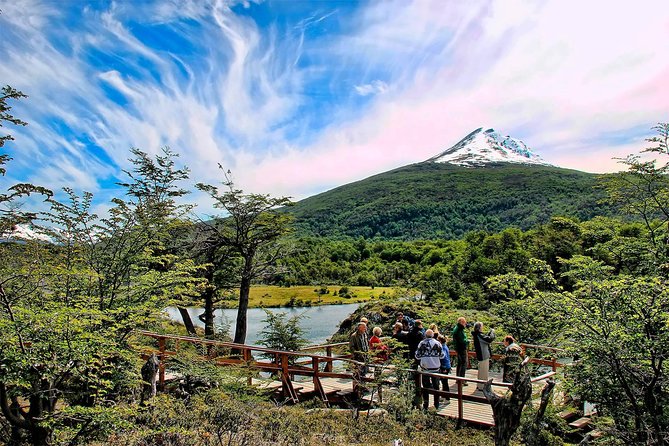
[415, 337, 445, 370]
[407, 325, 425, 359]
[369, 335, 389, 362]
[440, 343, 451, 370]
[472, 329, 495, 361]
[451, 324, 468, 352]
[349, 331, 369, 361]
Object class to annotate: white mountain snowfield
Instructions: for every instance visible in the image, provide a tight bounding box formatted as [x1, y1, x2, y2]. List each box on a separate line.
[426, 127, 551, 167]
[1, 224, 53, 243]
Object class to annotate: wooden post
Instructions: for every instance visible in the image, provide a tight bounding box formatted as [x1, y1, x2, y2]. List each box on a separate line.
[158, 337, 166, 391]
[312, 357, 328, 406]
[414, 369, 422, 408]
[243, 348, 252, 386]
[325, 346, 333, 372]
[457, 379, 464, 426]
[281, 353, 298, 403]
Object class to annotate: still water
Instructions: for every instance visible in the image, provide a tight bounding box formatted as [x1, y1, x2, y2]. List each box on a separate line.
[165, 303, 360, 346]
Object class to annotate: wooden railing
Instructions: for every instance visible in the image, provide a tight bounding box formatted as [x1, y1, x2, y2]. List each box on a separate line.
[412, 368, 557, 426]
[134, 331, 564, 425]
[135, 330, 359, 404]
[458, 341, 565, 372]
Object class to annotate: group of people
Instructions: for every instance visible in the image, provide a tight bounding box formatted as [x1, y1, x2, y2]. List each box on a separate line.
[348, 313, 523, 410]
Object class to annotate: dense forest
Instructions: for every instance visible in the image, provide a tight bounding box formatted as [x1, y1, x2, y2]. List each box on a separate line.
[2, 83, 669, 445]
[274, 215, 643, 309]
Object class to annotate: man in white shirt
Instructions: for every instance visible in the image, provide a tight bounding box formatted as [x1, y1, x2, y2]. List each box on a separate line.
[415, 329, 446, 409]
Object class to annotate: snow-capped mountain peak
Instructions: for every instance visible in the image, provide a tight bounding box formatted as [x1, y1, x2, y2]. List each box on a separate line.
[1, 224, 53, 243]
[425, 127, 550, 167]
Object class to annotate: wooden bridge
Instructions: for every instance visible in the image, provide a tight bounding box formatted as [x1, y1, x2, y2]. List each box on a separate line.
[136, 330, 563, 427]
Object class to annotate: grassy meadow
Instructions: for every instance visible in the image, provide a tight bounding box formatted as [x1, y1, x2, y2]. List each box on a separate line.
[218, 285, 396, 308]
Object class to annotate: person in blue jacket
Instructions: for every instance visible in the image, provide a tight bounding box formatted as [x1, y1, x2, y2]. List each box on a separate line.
[437, 334, 451, 398]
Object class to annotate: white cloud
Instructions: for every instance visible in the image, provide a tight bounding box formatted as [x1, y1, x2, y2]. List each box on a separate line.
[354, 80, 388, 96]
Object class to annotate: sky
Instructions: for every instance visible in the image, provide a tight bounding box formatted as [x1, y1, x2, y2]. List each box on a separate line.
[1, 0, 669, 216]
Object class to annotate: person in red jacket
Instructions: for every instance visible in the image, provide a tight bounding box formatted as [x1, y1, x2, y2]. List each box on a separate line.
[369, 326, 389, 362]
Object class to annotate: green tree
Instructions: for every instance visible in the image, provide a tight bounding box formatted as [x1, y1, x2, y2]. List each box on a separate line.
[258, 310, 309, 357]
[545, 257, 669, 444]
[196, 169, 293, 344]
[0, 149, 199, 445]
[538, 124, 669, 445]
[0, 85, 27, 162]
[601, 123, 669, 269]
[0, 86, 51, 234]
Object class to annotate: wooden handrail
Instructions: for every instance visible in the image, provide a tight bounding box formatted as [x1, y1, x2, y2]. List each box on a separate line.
[135, 330, 353, 364]
[299, 342, 348, 351]
[530, 370, 557, 382]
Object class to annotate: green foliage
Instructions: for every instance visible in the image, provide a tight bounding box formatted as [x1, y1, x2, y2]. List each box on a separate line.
[513, 123, 669, 446]
[105, 388, 494, 446]
[0, 85, 27, 157]
[257, 309, 309, 354]
[519, 402, 569, 446]
[551, 273, 669, 444]
[0, 85, 52, 234]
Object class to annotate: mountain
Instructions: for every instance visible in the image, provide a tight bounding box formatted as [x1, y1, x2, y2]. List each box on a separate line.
[426, 127, 549, 167]
[286, 128, 616, 240]
[0, 224, 53, 243]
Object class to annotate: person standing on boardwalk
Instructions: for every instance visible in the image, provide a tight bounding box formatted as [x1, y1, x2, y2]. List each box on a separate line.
[502, 335, 522, 383]
[452, 317, 469, 383]
[369, 326, 389, 363]
[407, 319, 426, 367]
[396, 312, 415, 329]
[349, 322, 369, 362]
[472, 321, 495, 390]
[415, 329, 446, 410]
[349, 322, 369, 396]
[437, 334, 451, 398]
[391, 322, 410, 360]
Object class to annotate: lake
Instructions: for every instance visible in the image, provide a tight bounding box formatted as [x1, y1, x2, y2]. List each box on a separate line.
[165, 303, 360, 346]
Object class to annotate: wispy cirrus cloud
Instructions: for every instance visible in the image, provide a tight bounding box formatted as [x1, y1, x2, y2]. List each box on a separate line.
[0, 0, 668, 217]
[354, 80, 388, 97]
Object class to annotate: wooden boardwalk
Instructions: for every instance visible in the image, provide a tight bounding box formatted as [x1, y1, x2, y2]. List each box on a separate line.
[137, 331, 561, 428]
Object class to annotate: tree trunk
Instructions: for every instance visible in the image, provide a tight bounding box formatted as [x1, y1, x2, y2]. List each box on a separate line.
[29, 425, 50, 446]
[177, 307, 197, 335]
[203, 286, 216, 339]
[8, 398, 22, 446]
[233, 274, 252, 345]
[482, 357, 533, 446]
[525, 379, 556, 446]
[1, 383, 52, 446]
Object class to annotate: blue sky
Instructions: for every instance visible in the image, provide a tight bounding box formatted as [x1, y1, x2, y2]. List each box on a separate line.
[1, 0, 668, 216]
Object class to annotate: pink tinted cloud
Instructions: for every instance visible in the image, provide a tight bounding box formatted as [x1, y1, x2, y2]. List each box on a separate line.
[236, 0, 669, 197]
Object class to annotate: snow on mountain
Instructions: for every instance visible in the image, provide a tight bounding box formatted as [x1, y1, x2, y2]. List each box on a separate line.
[425, 127, 551, 167]
[1, 224, 53, 243]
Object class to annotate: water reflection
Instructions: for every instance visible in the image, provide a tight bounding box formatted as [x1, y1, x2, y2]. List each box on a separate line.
[165, 303, 359, 346]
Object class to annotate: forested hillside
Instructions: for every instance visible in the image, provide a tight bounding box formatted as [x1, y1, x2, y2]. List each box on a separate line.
[286, 162, 616, 239]
[274, 215, 648, 309]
